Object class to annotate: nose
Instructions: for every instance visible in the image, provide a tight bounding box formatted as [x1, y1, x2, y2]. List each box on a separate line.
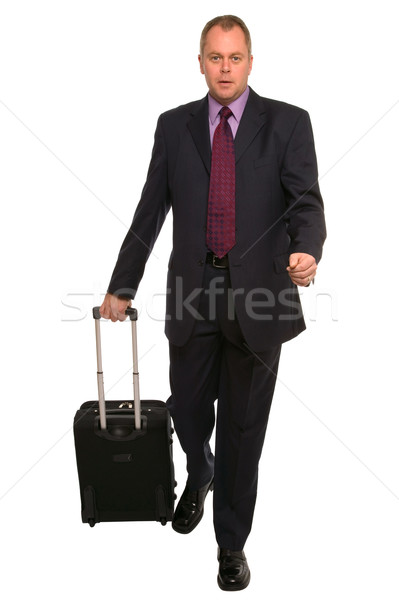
[220, 59, 230, 72]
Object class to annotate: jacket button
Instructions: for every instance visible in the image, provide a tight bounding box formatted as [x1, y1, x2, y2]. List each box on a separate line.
[198, 260, 204, 266]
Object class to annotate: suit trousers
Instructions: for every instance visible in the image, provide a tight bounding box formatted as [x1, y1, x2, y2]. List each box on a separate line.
[166, 263, 281, 550]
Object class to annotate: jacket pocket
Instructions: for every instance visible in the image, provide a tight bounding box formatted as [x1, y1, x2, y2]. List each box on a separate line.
[273, 253, 290, 274]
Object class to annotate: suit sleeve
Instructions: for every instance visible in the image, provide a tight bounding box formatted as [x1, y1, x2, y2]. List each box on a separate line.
[107, 116, 171, 299]
[280, 110, 326, 263]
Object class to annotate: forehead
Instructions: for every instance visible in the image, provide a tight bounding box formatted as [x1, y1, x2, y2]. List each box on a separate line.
[203, 25, 248, 55]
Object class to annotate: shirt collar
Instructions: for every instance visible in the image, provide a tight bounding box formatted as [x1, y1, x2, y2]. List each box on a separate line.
[208, 86, 250, 124]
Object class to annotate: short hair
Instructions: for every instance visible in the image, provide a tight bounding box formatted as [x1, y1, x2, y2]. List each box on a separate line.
[200, 15, 252, 58]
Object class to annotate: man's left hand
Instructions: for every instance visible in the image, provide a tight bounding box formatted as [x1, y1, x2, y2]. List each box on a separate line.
[287, 253, 317, 286]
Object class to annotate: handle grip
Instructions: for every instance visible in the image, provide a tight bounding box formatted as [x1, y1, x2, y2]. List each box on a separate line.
[125, 307, 138, 321]
[92, 306, 137, 321]
[93, 306, 101, 320]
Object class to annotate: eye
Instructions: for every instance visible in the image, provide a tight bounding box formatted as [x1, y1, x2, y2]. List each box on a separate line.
[232, 56, 241, 62]
[211, 56, 220, 62]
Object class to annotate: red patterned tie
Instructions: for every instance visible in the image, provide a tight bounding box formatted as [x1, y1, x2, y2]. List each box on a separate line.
[206, 106, 236, 258]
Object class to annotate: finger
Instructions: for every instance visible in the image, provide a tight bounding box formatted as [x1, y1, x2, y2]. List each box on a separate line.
[109, 309, 118, 322]
[117, 299, 131, 320]
[289, 265, 316, 280]
[109, 303, 119, 322]
[288, 252, 310, 270]
[288, 256, 300, 270]
[298, 266, 317, 280]
[288, 264, 315, 278]
[99, 304, 110, 319]
[290, 276, 309, 287]
[289, 252, 317, 273]
[289, 272, 315, 286]
[288, 258, 316, 273]
[290, 271, 313, 283]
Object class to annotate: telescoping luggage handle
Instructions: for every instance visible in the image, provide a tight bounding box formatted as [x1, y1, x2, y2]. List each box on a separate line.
[92, 306, 141, 431]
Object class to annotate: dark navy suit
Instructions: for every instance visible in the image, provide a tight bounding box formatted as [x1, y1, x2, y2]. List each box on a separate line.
[107, 88, 326, 549]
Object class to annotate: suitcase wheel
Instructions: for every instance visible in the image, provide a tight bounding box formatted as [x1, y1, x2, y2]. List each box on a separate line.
[88, 518, 96, 528]
[160, 518, 167, 526]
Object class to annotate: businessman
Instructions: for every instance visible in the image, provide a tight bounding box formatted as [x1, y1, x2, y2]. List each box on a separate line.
[100, 15, 326, 591]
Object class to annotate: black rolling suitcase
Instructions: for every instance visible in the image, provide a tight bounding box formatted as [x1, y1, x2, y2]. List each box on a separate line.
[73, 307, 176, 527]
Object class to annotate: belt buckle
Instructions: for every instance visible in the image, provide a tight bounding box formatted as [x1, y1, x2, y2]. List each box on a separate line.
[212, 254, 226, 269]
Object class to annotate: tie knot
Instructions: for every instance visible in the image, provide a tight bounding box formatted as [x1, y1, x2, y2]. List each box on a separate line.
[220, 106, 233, 121]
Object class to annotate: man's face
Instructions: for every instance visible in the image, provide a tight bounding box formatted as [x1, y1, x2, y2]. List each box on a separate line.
[199, 25, 253, 106]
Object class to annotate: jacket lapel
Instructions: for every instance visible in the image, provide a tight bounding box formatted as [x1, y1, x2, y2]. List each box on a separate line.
[187, 89, 267, 173]
[234, 88, 267, 164]
[187, 96, 212, 175]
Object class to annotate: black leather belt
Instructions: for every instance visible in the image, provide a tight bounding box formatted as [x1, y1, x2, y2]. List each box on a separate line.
[206, 252, 229, 269]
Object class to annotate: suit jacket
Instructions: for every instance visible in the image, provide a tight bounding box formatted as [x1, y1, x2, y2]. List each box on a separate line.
[107, 88, 326, 352]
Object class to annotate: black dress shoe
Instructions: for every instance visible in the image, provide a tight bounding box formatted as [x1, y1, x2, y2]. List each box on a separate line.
[172, 478, 214, 534]
[217, 548, 251, 591]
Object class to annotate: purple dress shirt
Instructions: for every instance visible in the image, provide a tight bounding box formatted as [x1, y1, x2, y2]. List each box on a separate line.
[208, 86, 250, 146]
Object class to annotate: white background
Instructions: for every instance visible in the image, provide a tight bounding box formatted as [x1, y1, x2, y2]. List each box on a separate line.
[1, 0, 398, 597]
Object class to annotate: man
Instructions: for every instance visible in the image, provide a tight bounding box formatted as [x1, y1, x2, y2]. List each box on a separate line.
[100, 15, 326, 591]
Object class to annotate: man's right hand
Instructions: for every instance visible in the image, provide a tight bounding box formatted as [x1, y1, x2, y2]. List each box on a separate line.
[99, 293, 132, 322]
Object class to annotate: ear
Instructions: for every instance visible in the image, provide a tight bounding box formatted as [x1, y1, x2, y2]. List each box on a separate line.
[248, 55, 253, 75]
[198, 54, 205, 75]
